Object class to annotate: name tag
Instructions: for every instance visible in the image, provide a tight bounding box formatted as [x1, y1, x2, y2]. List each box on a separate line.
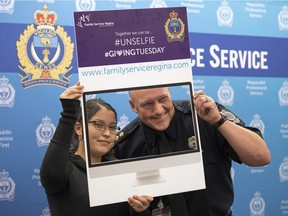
[152, 206, 172, 216]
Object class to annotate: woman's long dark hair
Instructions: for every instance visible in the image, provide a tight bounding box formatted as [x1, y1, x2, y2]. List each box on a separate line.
[71, 98, 117, 159]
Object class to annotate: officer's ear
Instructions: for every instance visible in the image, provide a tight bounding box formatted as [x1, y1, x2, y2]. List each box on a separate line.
[129, 99, 138, 113]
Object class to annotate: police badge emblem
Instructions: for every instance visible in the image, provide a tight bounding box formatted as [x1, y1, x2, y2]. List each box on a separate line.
[217, 79, 234, 106]
[0, 0, 15, 14]
[278, 5, 288, 30]
[188, 136, 197, 150]
[75, 0, 96, 11]
[249, 191, 265, 216]
[117, 114, 129, 131]
[150, 0, 167, 8]
[41, 207, 51, 216]
[217, 0, 233, 27]
[164, 10, 185, 43]
[0, 170, 16, 201]
[0, 76, 16, 108]
[36, 115, 56, 147]
[249, 113, 265, 136]
[279, 156, 288, 183]
[16, 4, 74, 88]
[279, 80, 288, 106]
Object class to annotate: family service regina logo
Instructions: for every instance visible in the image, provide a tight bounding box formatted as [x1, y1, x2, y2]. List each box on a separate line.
[16, 5, 74, 88]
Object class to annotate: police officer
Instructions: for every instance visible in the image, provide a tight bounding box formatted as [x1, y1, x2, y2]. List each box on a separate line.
[114, 87, 271, 216]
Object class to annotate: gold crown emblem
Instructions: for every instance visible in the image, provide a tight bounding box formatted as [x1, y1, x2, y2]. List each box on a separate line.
[169, 10, 178, 19]
[33, 4, 57, 26]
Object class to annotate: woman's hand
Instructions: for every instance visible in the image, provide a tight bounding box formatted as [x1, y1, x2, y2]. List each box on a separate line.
[60, 81, 84, 100]
[128, 195, 153, 212]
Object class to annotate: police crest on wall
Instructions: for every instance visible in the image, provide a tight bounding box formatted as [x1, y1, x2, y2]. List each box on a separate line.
[16, 5, 74, 89]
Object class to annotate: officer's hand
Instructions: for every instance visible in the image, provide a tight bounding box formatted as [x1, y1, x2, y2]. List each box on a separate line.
[193, 90, 222, 124]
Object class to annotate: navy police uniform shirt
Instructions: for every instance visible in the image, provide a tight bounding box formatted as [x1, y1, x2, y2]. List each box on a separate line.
[114, 100, 263, 216]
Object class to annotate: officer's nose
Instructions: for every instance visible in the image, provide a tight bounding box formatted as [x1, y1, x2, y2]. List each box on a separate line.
[153, 102, 164, 114]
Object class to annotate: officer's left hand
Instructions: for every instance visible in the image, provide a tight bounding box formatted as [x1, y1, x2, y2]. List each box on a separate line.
[128, 195, 153, 212]
[193, 90, 222, 124]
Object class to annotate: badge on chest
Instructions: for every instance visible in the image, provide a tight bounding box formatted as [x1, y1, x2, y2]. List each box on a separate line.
[152, 199, 172, 216]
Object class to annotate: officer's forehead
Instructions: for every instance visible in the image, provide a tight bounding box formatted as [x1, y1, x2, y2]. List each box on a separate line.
[130, 87, 170, 99]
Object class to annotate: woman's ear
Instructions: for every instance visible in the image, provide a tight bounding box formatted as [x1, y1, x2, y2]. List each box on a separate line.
[75, 122, 83, 140]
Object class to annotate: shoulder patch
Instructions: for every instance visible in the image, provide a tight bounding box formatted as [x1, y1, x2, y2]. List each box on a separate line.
[115, 117, 141, 142]
[220, 109, 240, 124]
[173, 100, 192, 114]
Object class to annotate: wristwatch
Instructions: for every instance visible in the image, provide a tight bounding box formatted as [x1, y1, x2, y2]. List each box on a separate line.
[212, 112, 227, 129]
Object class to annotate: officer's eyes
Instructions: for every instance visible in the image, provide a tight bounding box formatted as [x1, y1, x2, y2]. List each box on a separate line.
[141, 102, 153, 109]
[159, 95, 168, 103]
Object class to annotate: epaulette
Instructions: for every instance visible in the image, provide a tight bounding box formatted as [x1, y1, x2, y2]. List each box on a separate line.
[173, 100, 192, 114]
[116, 117, 141, 142]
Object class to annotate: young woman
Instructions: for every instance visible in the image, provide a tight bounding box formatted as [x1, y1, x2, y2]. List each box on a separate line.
[40, 82, 152, 216]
